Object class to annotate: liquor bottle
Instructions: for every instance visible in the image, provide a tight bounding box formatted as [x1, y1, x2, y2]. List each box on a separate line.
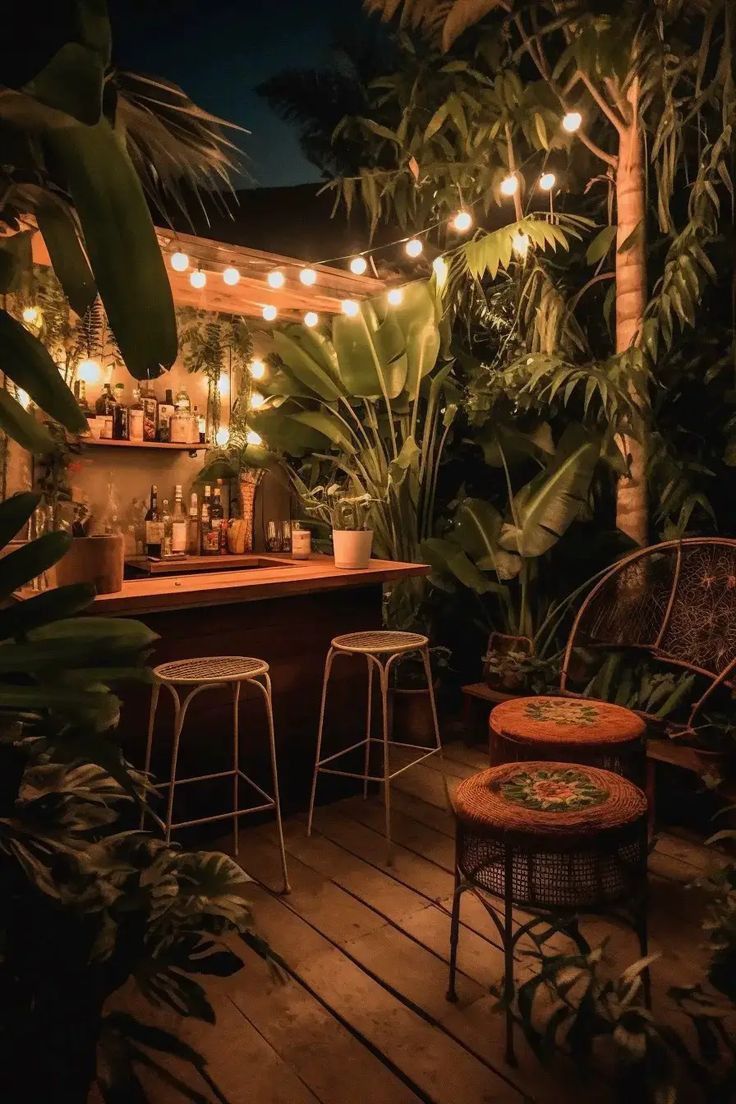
[187, 491, 200, 555]
[158, 388, 175, 443]
[175, 385, 192, 414]
[74, 379, 90, 415]
[112, 382, 128, 440]
[144, 484, 163, 557]
[202, 484, 212, 515]
[196, 407, 206, 443]
[161, 498, 173, 558]
[95, 383, 114, 417]
[129, 388, 144, 441]
[210, 485, 225, 552]
[200, 498, 220, 556]
[130, 496, 147, 554]
[140, 382, 158, 442]
[171, 484, 187, 556]
[190, 404, 202, 444]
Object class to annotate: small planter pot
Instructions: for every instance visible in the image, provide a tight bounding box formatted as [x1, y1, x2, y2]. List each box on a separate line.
[482, 632, 534, 693]
[50, 534, 124, 594]
[332, 529, 373, 569]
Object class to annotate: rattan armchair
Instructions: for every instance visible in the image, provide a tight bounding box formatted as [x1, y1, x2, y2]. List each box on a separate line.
[560, 538, 736, 732]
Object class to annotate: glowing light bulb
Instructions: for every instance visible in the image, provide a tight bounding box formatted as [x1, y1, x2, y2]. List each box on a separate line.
[171, 251, 189, 272]
[217, 374, 230, 396]
[223, 266, 240, 286]
[250, 391, 266, 410]
[500, 174, 519, 197]
[262, 304, 278, 321]
[190, 269, 206, 289]
[539, 172, 556, 191]
[267, 270, 285, 289]
[432, 256, 448, 284]
[215, 426, 230, 447]
[77, 358, 101, 384]
[304, 311, 319, 328]
[341, 299, 359, 317]
[562, 111, 582, 133]
[22, 306, 40, 325]
[246, 429, 263, 447]
[405, 238, 423, 258]
[249, 358, 266, 380]
[299, 267, 317, 286]
[512, 231, 530, 259]
[16, 388, 30, 410]
[452, 210, 472, 232]
[387, 288, 404, 306]
[350, 256, 367, 275]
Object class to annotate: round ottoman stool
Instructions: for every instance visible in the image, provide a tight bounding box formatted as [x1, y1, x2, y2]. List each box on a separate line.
[446, 761, 649, 1064]
[489, 695, 646, 784]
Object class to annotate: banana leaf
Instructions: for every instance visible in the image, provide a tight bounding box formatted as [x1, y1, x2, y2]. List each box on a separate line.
[35, 195, 97, 317]
[0, 309, 87, 433]
[421, 537, 496, 594]
[249, 407, 331, 456]
[0, 582, 93, 640]
[22, 41, 104, 126]
[30, 615, 158, 651]
[0, 531, 71, 599]
[452, 498, 521, 580]
[390, 281, 441, 393]
[0, 230, 32, 293]
[46, 118, 177, 379]
[289, 410, 357, 454]
[332, 301, 407, 399]
[478, 420, 555, 467]
[0, 491, 39, 546]
[272, 330, 341, 401]
[499, 425, 599, 558]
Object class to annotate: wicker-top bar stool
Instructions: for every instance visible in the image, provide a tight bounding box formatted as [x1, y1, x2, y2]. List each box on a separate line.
[447, 760, 649, 1065]
[142, 655, 290, 893]
[307, 630, 444, 863]
[489, 695, 646, 784]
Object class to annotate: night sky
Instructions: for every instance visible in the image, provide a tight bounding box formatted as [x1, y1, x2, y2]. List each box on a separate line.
[110, 0, 365, 188]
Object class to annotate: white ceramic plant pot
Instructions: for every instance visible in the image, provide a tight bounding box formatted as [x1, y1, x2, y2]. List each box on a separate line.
[332, 529, 373, 569]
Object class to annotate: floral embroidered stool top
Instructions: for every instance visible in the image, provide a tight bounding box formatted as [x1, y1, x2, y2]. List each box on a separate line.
[489, 696, 645, 781]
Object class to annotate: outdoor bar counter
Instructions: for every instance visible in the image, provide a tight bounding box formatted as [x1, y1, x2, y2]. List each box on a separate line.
[83, 554, 429, 815]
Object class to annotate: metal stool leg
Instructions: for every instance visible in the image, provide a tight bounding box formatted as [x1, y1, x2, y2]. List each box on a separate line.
[503, 850, 517, 1066]
[362, 655, 374, 799]
[377, 655, 392, 865]
[257, 673, 290, 894]
[232, 680, 241, 857]
[421, 644, 451, 812]
[163, 684, 186, 843]
[307, 646, 335, 837]
[140, 680, 161, 828]
[447, 828, 464, 1002]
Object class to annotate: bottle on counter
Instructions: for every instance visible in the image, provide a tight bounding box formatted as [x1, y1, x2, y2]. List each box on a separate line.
[95, 383, 115, 439]
[190, 404, 203, 444]
[210, 484, 226, 552]
[140, 382, 158, 442]
[130, 496, 147, 554]
[200, 497, 220, 556]
[175, 385, 192, 414]
[158, 388, 175, 443]
[187, 491, 199, 555]
[74, 379, 91, 416]
[161, 498, 173, 558]
[171, 484, 187, 556]
[129, 388, 144, 441]
[196, 406, 206, 444]
[144, 484, 163, 557]
[112, 382, 128, 440]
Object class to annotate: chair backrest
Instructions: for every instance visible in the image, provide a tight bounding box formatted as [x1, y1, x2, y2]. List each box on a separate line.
[561, 539, 736, 711]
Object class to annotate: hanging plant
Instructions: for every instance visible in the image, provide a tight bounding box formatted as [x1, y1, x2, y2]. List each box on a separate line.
[177, 307, 252, 439]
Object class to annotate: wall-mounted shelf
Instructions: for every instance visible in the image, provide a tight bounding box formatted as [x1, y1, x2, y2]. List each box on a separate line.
[82, 438, 209, 453]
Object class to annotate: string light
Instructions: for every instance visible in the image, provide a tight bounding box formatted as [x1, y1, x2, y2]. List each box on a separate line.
[349, 256, 367, 275]
[190, 269, 206, 289]
[387, 288, 404, 306]
[562, 111, 582, 133]
[304, 311, 319, 327]
[223, 266, 240, 286]
[249, 358, 266, 380]
[246, 429, 263, 447]
[341, 299, 359, 317]
[77, 358, 101, 384]
[539, 172, 556, 191]
[250, 391, 266, 410]
[262, 304, 278, 321]
[171, 251, 189, 272]
[405, 238, 423, 258]
[22, 306, 40, 325]
[512, 231, 530, 259]
[500, 173, 519, 197]
[299, 268, 317, 286]
[215, 426, 230, 447]
[267, 270, 285, 289]
[452, 210, 472, 232]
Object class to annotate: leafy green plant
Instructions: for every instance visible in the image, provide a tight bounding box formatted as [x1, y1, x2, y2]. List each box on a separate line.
[297, 481, 375, 531]
[178, 308, 253, 440]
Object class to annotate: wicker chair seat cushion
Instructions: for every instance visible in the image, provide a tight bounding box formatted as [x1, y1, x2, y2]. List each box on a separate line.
[454, 762, 647, 848]
[490, 695, 645, 751]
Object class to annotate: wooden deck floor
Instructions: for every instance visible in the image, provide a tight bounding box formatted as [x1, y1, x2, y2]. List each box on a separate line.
[129, 742, 728, 1104]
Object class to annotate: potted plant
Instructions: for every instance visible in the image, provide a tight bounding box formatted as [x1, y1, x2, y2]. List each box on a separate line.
[299, 482, 375, 569]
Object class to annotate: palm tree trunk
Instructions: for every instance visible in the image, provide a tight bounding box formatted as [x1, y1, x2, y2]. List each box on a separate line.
[614, 80, 648, 545]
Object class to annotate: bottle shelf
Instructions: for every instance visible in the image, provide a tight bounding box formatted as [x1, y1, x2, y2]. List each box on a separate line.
[82, 438, 209, 451]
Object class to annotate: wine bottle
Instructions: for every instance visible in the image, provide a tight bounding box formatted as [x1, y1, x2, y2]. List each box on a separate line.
[200, 498, 220, 556]
[211, 484, 225, 553]
[140, 382, 158, 442]
[129, 388, 144, 441]
[144, 484, 163, 558]
[171, 484, 187, 556]
[187, 491, 200, 556]
[158, 388, 175, 443]
[161, 498, 173, 558]
[113, 381, 128, 440]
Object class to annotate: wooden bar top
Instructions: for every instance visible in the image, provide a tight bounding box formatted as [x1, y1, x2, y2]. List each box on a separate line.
[17, 554, 429, 616]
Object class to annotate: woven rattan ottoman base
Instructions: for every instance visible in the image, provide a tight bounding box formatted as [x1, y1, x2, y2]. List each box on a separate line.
[447, 761, 649, 1065]
[489, 695, 646, 785]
